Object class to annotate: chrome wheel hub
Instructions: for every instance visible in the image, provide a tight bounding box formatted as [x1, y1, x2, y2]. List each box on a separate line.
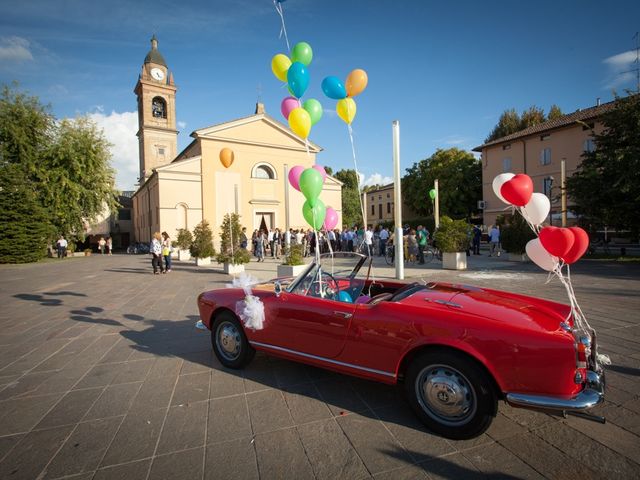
[416, 364, 476, 426]
[216, 321, 241, 361]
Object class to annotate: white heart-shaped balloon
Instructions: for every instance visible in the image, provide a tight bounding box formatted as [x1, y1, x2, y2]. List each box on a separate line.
[492, 173, 515, 204]
[521, 193, 550, 226]
[526, 238, 558, 272]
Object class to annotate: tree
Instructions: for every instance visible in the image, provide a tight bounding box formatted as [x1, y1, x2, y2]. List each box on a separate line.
[519, 106, 546, 129]
[333, 169, 363, 227]
[402, 148, 481, 220]
[566, 93, 640, 235]
[485, 105, 564, 142]
[216, 213, 250, 265]
[485, 109, 520, 142]
[190, 220, 215, 259]
[548, 104, 563, 120]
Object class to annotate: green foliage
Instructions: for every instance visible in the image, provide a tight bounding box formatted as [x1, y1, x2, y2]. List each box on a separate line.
[283, 244, 305, 266]
[190, 220, 215, 259]
[500, 215, 536, 254]
[333, 168, 363, 227]
[434, 216, 470, 253]
[216, 213, 250, 265]
[485, 104, 564, 142]
[566, 93, 640, 235]
[402, 148, 481, 220]
[176, 228, 193, 250]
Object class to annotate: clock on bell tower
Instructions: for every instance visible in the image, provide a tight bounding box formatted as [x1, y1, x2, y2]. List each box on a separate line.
[134, 35, 178, 183]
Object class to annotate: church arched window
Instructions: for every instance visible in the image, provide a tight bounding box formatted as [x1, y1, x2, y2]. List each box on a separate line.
[252, 163, 276, 179]
[152, 97, 167, 119]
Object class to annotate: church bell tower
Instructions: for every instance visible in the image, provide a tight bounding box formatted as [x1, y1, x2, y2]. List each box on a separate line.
[134, 35, 178, 183]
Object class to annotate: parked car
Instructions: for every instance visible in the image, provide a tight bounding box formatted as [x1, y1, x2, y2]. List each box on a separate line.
[197, 252, 605, 439]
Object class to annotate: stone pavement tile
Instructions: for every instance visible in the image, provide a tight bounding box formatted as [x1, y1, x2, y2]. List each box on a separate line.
[315, 378, 371, 416]
[297, 418, 370, 480]
[499, 403, 558, 430]
[246, 389, 294, 434]
[63, 334, 121, 369]
[0, 370, 51, 401]
[373, 464, 428, 480]
[282, 382, 333, 425]
[485, 411, 527, 441]
[170, 371, 210, 406]
[156, 400, 208, 455]
[603, 384, 637, 406]
[337, 411, 412, 475]
[43, 416, 123, 479]
[93, 459, 151, 480]
[271, 358, 312, 387]
[100, 407, 167, 466]
[419, 452, 484, 480]
[180, 350, 215, 375]
[97, 338, 135, 364]
[32, 336, 99, 372]
[210, 365, 245, 398]
[0, 392, 64, 435]
[373, 406, 454, 462]
[111, 359, 154, 385]
[597, 402, 640, 436]
[499, 431, 599, 479]
[0, 338, 71, 376]
[207, 396, 252, 444]
[27, 364, 93, 397]
[622, 396, 640, 415]
[463, 442, 545, 479]
[73, 362, 126, 390]
[254, 427, 314, 479]
[351, 378, 406, 410]
[534, 421, 640, 478]
[35, 388, 103, 430]
[147, 356, 182, 379]
[0, 433, 23, 463]
[0, 425, 73, 479]
[148, 447, 204, 480]
[204, 437, 258, 480]
[83, 382, 143, 421]
[128, 375, 176, 413]
[242, 354, 279, 393]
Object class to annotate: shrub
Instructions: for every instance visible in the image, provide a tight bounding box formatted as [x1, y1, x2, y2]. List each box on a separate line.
[190, 220, 215, 259]
[176, 228, 193, 250]
[216, 213, 250, 265]
[283, 244, 305, 265]
[434, 216, 470, 253]
[500, 215, 536, 254]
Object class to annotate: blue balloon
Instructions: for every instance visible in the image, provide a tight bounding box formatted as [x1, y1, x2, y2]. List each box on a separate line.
[287, 62, 309, 99]
[337, 290, 353, 303]
[321, 76, 347, 100]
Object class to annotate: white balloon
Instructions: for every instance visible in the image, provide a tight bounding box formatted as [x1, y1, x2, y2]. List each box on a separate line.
[526, 238, 558, 272]
[521, 193, 550, 226]
[492, 173, 515, 204]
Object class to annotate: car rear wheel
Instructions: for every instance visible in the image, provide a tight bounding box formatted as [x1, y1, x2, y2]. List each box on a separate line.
[211, 312, 255, 369]
[405, 350, 497, 439]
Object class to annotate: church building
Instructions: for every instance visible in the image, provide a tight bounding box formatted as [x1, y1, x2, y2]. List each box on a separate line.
[131, 36, 343, 245]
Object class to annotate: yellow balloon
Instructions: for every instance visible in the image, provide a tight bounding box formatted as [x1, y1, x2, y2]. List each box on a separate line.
[336, 98, 357, 125]
[219, 148, 234, 168]
[271, 54, 291, 82]
[346, 69, 368, 97]
[288, 107, 311, 139]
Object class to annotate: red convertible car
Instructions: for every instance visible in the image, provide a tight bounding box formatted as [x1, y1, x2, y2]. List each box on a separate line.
[197, 252, 605, 439]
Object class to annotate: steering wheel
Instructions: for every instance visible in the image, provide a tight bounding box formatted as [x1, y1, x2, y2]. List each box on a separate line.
[310, 272, 340, 299]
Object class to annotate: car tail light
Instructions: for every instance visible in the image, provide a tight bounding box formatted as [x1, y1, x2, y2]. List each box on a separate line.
[576, 335, 591, 369]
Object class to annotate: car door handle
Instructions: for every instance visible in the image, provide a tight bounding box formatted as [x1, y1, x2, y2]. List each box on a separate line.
[333, 311, 353, 319]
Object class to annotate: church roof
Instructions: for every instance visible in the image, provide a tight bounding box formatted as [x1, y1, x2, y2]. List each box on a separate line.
[144, 34, 167, 67]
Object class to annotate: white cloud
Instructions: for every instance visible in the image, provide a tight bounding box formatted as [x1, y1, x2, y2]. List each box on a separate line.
[87, 110, 139, 191]
[358, 172, 393, 188]
[0, 36, 33, 62]
[602, 50, 638, 89]
[177, 120, 187, 130]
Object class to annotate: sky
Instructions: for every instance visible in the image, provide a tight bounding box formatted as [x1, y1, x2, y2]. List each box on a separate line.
[1, 0, 639, 191]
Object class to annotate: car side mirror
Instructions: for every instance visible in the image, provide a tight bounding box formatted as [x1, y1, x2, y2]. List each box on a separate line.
[274, 280, 282, 297]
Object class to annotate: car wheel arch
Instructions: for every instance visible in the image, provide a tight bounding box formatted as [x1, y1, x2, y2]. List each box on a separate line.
[210, 306, 238, 328]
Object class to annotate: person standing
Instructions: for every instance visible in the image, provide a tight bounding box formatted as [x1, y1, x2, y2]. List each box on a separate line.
[472, 225, 482, 255]
[364, 225, 373, 256]
[273, 228, 281, 259]
[379, 226, 389, 257]
[267, 228, 275, 258]
[240, 227, 248, 250]
[107, 237, 113, 255]
[416, 225, 427, 264]
[255, 230, 265, 262]
[407, 229, 418, 262]
[161, 231, 172, 272]
[488, 225, 500, 257]
[56, 235, 68, 259]
[150, 232, 163, 274]
[98, 237, 106, 255]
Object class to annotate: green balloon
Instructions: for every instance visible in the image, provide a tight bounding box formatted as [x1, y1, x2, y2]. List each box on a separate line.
[291, 42, 313, 66]
[303, 99, 323, 126]
[429, 189, 437, 200]
[303, 199, 326, 230]
[299, 168, 323, 204]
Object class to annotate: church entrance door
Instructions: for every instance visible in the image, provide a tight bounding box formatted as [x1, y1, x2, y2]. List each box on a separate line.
[256, 212, 274, 232]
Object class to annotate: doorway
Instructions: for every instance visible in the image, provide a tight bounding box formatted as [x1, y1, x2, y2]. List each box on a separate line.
[255, 212, 274, 233]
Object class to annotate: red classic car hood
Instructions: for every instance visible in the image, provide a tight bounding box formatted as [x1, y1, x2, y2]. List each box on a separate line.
[403, 282, 570, 333]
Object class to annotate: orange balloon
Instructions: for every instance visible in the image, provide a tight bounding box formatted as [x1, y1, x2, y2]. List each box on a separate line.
[346, 69, 368, 97]
[219, 148, 234, 168]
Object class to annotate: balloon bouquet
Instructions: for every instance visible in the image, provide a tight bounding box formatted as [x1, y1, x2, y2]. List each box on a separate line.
[492, 173, 608, 364]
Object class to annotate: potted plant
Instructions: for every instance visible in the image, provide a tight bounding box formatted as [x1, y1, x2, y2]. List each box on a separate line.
[277, 244, 307, 277]
[190, 220, 215, 266]
[500, 215, 536, 262]
[176, 228, 193, 261]
[216, 213, 250, 274]
[434, 216, 470, 270]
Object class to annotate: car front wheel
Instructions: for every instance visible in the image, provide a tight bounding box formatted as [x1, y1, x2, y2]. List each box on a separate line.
[405, 350, 497, 440]
[211, 312, 255, 369]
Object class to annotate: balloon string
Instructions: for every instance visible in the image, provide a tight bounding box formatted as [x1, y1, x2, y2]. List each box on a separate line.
[229, 212, 234, 260]
[273, 0, 290, 52]
[347, 124, 366, 228]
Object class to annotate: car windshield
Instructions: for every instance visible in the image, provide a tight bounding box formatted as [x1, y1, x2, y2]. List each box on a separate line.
[287, 252, 371, 302]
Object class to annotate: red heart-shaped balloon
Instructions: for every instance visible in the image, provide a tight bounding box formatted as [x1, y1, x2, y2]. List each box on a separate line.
[500, 174, 533, 207]
[539, 226, 575, 259]
[562, 227, 589, 264]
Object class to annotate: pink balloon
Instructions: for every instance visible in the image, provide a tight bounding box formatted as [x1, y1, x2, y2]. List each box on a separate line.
[288, 165, 305, 191]
[323, 206, 338, 230]
[312, 164, 327, 182]
[281, 96, 300, 120]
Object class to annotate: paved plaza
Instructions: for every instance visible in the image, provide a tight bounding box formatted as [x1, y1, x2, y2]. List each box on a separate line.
[0, 252, 639, 479]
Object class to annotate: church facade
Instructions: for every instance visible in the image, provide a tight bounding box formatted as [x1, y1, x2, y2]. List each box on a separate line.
[131, 37, 342, 245]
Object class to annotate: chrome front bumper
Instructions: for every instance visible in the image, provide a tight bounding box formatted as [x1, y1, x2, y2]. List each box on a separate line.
[505, 369, 605, 412]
